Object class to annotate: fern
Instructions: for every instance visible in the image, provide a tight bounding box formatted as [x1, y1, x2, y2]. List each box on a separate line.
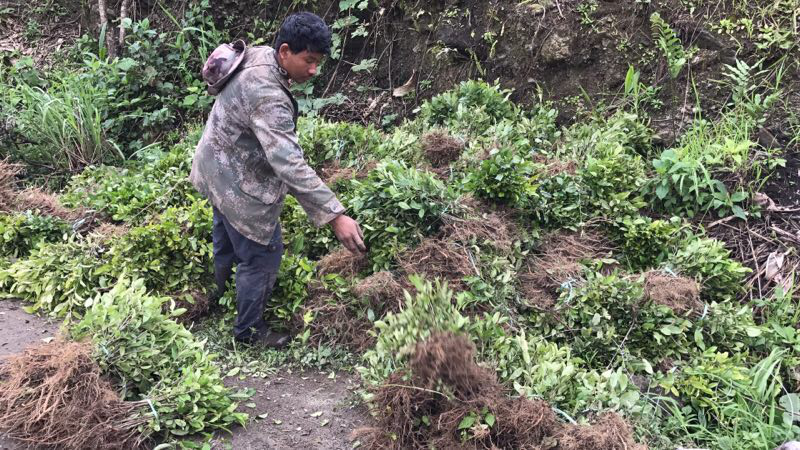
[650, 12, 687, 79]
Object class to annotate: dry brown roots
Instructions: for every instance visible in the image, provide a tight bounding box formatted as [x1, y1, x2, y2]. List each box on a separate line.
[297, 272, 405, 351]
[317, 247, 368, 278]
[354, 332, 645, 450]
[532, 153, 578, 176]
[440, 210, 518, 253]
[397, 238, 475, 292]
[0, 158, 90, 224]
[422, 130, 465, 167]
[519, 229, 615, 310]
[642, 270, 702, 316]
[0, 340, 149, 449]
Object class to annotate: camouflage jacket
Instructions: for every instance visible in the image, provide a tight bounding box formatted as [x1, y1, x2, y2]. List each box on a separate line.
[189, 46, 344, 245]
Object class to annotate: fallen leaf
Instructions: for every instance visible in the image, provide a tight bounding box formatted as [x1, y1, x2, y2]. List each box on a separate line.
[273, 419, 282, 425]
[41, 336, 54, 343]
[766, 251, 785, 281]
[392, 72, 416, 97]
[257, 413, 269, 419]
[310, 411, 323, 418]
[320, 419, 330, 427]
[245, 402, 257, 409]
[225, 367, 240, 377]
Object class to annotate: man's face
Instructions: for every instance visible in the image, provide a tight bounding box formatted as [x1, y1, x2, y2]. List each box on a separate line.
[278, 44, 324, 84]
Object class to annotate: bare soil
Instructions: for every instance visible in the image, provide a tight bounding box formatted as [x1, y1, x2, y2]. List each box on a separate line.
[211, 371, 370, 450]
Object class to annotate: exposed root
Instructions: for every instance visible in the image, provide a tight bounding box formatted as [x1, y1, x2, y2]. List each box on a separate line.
[90, 222, 130, 242]
[0, 159, 23, 212]
[397, 238, 474, 292]
[642, 270, 702, 316]
[16, 187, 89, 223]
[355, 332, 645, 450]
[422, 130, 465, 167]
[519, 229, 614, 310]
[533, 153, 578, 176]
[317, 247, 368, 278]
[297, 272, 405, 352]
[0, 340, 149, 449]
[441, 210, 518, 252]
[555, 411, 647, 450]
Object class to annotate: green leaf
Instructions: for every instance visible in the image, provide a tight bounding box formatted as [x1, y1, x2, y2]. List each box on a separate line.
[458, 415, 476, 430]
[484, 413, 495, 427]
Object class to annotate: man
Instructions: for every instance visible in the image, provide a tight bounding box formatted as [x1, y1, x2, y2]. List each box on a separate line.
[189, 12, 366, 348]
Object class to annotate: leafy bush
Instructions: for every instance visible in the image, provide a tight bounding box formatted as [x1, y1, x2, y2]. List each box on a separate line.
[0, 213, 71, 259]
[61, 129, 199, 224]
[532, 271, 692, 368]
[269, 253, 316, 323]
[645, 147, 749, 219]
[528, 170, 586, 228]
[466, 147, 538, 206]
[0, 238, 109, 318]
[419, 80, 518, 135]
[298, 117, 386, 167]
[667, 236, 750, 302]
[349, 161, 457, 270]
[106, 199, 213, 294]
[473, 314, 641, 414]
[609, 215, 686, 271]
[655, 349, 796, 448]
[360, 277, 469, 385]
[281, 196, 338, 259]
[71, 278, 247, 437]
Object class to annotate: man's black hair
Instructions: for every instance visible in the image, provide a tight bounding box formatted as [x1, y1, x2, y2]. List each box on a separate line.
[274, 12, 331, 55]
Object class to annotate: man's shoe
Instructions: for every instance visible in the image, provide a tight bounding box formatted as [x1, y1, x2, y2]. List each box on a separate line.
[238, 330, 291, 349]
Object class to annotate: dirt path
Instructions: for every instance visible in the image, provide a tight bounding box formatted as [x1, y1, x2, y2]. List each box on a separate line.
[0, 299, 60, 450]
[0, 299, 371, 449]
[211, 370, 371, 449]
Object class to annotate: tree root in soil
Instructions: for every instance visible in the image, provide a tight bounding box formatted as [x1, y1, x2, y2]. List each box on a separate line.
[354, 332, 645, 450]
[0, 340, 149, 449]
[519, 229, 615, 310]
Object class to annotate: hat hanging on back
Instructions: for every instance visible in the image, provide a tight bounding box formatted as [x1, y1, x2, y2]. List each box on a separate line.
[202, 40, 247, 95]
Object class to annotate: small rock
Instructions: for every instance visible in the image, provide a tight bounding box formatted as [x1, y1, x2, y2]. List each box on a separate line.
[776, 442, 800, 450]
[540, 33, 572, 64]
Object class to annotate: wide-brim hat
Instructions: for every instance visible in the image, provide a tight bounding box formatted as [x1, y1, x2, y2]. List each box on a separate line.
[202, 40, 247, 95]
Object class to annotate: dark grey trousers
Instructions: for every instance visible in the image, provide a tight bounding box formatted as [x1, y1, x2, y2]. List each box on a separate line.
[212, 206, 283, 341]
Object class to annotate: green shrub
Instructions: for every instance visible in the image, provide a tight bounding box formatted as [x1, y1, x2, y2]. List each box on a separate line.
[0, 212, 71, 259]
[61, 129, 199, 224]
[667, 236, 750, 302]
[655, 349, 796, 448]
[269, 253, 316, 323]
[579, 144, 646, 218]
[349, 160, 457, 270]
[298, 117, 386, 167]
[419, 80, 518, 135]
[473, 314, 642, 414]
[106, 199, 213, 294]
[532, 271, 692, 368]
[0, 238, 109, 318]
[281, 196, 338, 259]
[360, 277, 469, 385]
[528, 171, 586, 228]
[609, 215, 686, 271]
[71, 277, 247, 437]
[465, 147, 538, 206]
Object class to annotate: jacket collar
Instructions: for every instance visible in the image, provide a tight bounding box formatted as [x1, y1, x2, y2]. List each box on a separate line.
[242, 46, 291, 91]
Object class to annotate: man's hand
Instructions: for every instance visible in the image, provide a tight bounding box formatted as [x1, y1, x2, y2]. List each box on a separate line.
[329, 214, 367, 254]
